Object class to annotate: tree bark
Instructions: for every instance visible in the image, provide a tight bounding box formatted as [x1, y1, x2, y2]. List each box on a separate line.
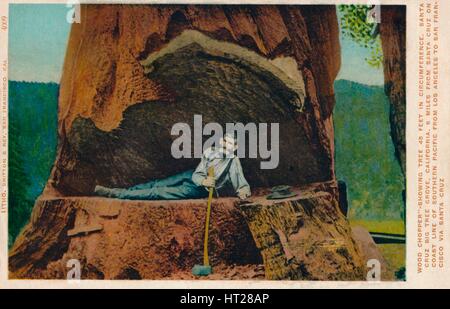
[380, 6, 406, 175]
[238, 181, 365, 280]
[47, 4, 340, 195]
[9, 197, 261, 279]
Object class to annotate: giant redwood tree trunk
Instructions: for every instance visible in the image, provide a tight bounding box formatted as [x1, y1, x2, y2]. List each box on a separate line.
[50, 4, 341, 195]
[9, 5, 365, 279]
[380, 6, 406, 176]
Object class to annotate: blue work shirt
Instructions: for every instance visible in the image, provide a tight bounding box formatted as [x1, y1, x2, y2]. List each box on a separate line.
[191, 147, 251, 198]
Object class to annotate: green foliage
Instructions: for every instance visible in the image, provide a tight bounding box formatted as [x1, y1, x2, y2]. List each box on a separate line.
[395, 266, 406, 281]
[8, 81, 58, 246]
[8, 121, 31, 247]
[338, 5, 383, 68]
[334, 80, 405, 221]
[350, 220, 404, 235]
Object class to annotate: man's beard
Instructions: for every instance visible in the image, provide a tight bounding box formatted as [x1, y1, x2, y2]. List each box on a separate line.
[218, 147, 236, 158]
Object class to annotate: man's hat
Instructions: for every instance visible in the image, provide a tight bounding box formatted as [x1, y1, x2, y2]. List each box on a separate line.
[266, 185, 298, 200]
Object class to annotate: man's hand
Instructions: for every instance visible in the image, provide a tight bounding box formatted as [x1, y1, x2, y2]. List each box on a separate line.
[202, 176, 215, 188]
[237, 189, 251, 200]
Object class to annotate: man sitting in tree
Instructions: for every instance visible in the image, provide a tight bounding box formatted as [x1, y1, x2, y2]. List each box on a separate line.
[94, 133, 251, 200]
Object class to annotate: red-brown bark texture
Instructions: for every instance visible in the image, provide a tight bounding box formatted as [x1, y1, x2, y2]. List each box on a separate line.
[380, 6, 406, 175]
[49, 4, 340, 195]
[10, 5, 370, 280]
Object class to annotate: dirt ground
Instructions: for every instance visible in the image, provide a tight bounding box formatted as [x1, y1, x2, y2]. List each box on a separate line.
[166, 263, 265, 280]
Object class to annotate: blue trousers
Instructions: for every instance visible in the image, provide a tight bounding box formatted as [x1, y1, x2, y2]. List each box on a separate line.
[103, 170, 209, 200]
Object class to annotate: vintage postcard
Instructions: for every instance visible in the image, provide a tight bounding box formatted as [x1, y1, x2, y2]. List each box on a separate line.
[0, 0, 449, 289]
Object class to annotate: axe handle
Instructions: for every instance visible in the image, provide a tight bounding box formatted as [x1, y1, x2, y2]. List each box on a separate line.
[203, 167, 214, 266]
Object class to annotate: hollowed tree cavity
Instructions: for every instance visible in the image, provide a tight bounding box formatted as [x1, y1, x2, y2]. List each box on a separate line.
[54, 30, 332, 195]
[10, 6, 368, 280]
